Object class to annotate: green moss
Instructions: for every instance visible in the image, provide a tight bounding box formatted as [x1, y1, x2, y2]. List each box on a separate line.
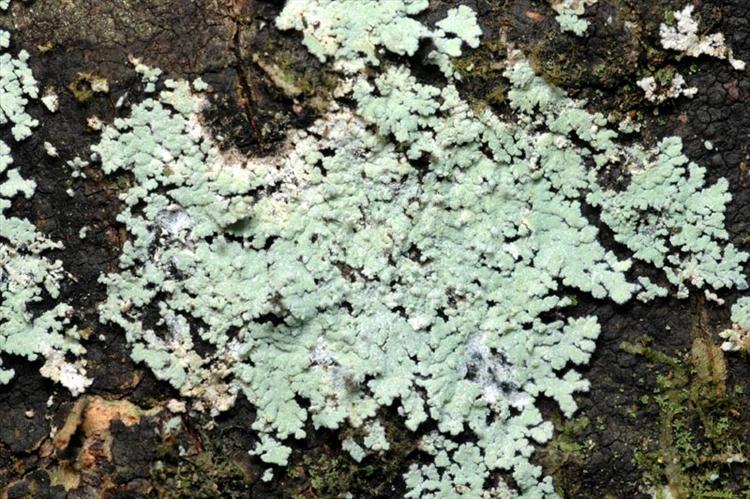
[654, 66, 677, 86]
[663, 8, 676, 26]
[257, 36, 340, 113]
[555, 416, 591, 454]
[151, 448, 251, 498]
[528, 46, 584, 89]
[451, 36, 508, 108]
[621, 337, 749, 498]
[283, 414, 417, 498]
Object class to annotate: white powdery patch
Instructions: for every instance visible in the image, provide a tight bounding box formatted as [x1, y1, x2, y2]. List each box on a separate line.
[636, 72, 697, 104]
[41, 89, 59, 113]
[155, 207, 193, 236]
[39, 351, 92, 396]
[465, 334, 531, 410]
[719, 328, 750, 352]
[311, 336, 337, 366]
[660, 5, 746, 71]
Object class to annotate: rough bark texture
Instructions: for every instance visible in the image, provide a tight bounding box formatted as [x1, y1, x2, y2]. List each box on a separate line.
[1, 1, 749, 498]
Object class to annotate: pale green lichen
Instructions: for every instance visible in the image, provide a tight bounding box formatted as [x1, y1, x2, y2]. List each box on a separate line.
[130, 56, 163, 93]
[192, 77, 209, 92]
[0, 46, 39, 140]
[96, 78, 610, 496]
[0, 31, 88, 393]
[404, 434, 491, 498]
[552, 0, 597, 36]
[719, 298, 750, 352]
[729, 298, 750, 330]
[636, 277, 669, 303]
[342, 437, 367, 463]
[342, 420, 390, 462]
[92, 2, 747, 497]
[362, 421, 389, 452]
[434, 5, 481, 48]
[429, 5, 482, 79]
[587, 137, 747, 298]
[275, 0, 480, 78]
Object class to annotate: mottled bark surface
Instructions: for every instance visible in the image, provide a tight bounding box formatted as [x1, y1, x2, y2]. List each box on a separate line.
[1, 1, 749, 498]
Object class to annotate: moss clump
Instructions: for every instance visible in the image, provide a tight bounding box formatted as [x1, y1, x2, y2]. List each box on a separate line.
[622, 335, 749, 498]
[151, 451, 251, 498]
[282, 414, 417, 498]
[257, 36, 340, 113]
[451, 36, 509, 108]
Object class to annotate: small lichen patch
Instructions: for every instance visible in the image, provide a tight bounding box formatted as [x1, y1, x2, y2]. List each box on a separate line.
[43, 141, 58, 157]
[720, 298, 750, 353]
[636, 71, 697, 104]
[130, 55, 163, 93]
[41, 88, 60, 113]
[588, 137, 747, 298]
[552, 0, 597, 36]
